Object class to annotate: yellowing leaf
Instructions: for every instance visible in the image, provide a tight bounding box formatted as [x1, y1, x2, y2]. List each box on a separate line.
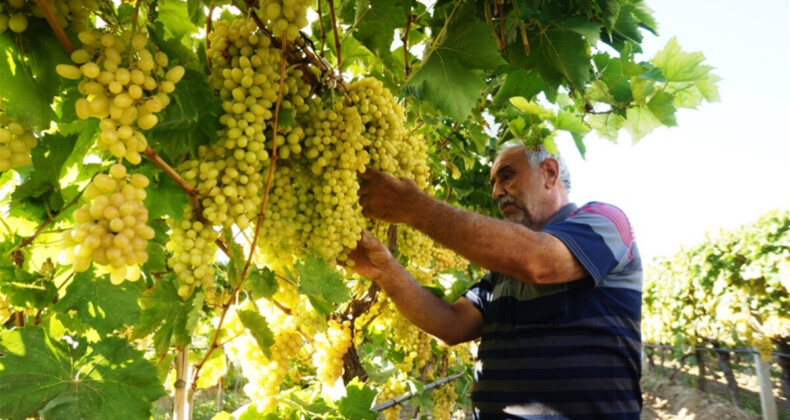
[651, 37, 714, 82]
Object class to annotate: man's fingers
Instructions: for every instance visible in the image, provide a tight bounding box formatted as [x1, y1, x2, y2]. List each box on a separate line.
[357, 166, 378, 181]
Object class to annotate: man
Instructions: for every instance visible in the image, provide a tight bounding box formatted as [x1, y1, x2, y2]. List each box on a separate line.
[348, 144, 643, 419]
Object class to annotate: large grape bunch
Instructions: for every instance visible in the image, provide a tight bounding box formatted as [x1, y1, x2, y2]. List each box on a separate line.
[59, 164, 153, 284]
[56, 30, 184, 164]
[0, 107, 37, 172]
[0, 0, 97, 34]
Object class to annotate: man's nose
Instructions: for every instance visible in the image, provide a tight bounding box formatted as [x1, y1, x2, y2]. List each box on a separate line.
[491, 182, 505, 201]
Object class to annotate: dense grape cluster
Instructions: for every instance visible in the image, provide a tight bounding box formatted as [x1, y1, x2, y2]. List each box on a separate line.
[312, 319, 352, 385]
[60, 164, 153, 284]
[0, 109, 36, 172]
[197, 18, 310, 229]
[56, 30, 184, 164]
[0, 0, 97, 34]
[257, 0, 310, 41]
[431, 381, 457, 420]
[166, 204, 219, 299]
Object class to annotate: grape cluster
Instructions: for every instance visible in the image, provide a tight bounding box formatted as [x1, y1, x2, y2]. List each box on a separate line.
[431, 381, 457, 420]
[60, 164, 153, 284]
[0, 0, 97, 34]
[377, 375, 407, 420]
[56, 30, 184, 164]
[224, 310, 304, 413]
[198, 18, 310, 229]
[0, 110, 36, 172]
[312, 319, 352, 385]
[257, 0, 311, 41]
[166, 204, 219, 299]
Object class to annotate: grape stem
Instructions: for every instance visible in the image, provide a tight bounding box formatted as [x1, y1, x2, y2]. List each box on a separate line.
[402, 12, 413, 79]
[189, 39, 290, 394]
[327, 0, 342, 70]
[132, 0, 144, 34]
[206, 5, 215, 71]
[35, 0, 74, 54]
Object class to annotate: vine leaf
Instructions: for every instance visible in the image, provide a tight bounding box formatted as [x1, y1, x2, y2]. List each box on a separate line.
[237, 309, 275, 358]
[0, 327, 164, 419]
[144, 172, 190, 220]
[403, 2, 505, 121]
[516, 23, 592, 92]
[337, 377, 377, 419]
[10, 132, 78, 222]
[0, 19, 66, 131]
[295, 254, 350, 315]
[133, 275, 204, 354]
[0, 267, 58, 310]
[353, 0, 409, 71]
[651, 37, 714, 82]
[244, 267, 278, 299]
[624, 105, 662, 141]
[53, 271, 142, 336]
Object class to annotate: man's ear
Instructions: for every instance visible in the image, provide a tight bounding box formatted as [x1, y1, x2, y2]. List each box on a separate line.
[541, 158, 560, 189]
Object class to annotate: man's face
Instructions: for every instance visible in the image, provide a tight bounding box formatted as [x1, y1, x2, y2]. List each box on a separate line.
[489, 147, 545, 229]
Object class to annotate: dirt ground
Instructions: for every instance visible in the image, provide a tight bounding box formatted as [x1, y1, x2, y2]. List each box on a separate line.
[640, 371, 760, 420]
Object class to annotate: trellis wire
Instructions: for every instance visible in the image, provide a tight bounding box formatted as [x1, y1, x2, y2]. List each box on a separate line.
[372, 371, 465, 412]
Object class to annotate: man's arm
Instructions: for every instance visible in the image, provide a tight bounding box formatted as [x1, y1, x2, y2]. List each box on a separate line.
[357, 169, 586, 284]
[347, 230, 483, 345]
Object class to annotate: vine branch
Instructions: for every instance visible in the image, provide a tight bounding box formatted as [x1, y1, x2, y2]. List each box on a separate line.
[327, 0, 342, 70]
[35, 0, 74, 54]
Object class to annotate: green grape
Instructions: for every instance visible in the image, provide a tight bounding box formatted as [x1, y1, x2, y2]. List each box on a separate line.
[0, 110, 37, 172]
[166, 202, 219, 299]
[60, 164, 153, 284]
[56, 29, 184, 164]
[312, 319, 352, 385]
[257, 0, 310, 41]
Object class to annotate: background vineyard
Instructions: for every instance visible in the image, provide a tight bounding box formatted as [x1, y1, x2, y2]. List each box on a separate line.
[0, 0, 723, 418]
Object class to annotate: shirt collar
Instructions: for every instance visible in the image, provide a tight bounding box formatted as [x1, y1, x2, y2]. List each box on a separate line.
[543, 203, 577, 227]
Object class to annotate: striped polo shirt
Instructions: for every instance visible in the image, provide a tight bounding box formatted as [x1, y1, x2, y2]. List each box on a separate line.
[463, 202, 642, 420]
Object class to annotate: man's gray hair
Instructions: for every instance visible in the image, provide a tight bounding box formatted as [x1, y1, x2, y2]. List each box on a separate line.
[499, 143, 572, 192]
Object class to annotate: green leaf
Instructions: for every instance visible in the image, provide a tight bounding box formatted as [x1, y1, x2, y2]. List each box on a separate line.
[146, 68, 222, 162]
[10, 132, 77, 221]
[518, 24, 592, 90]
[651, 37, 714, 82]
[510, 98, 553, 120]
[646, 91, 677, 126]
[0, 268, 58, 310]
[353, 0, 408, 70]
[337, 378, 377, 420]
[624, 105, 662, 141]
[295, 254, 349, 315]
[587, 113, 625, 141]
[144, 171, 189, 220]
[0, 20, 64, 130]
[492, 68, 545, 105]
[561, 16, 602, 46]
[158, 0, 200, 40]
[52, 271, 141, 336]
[133, 275, 204, 354]
[0, 327, 164, 419]
[237, 309, 275, 358]
[553, 109, 591, 135]
[244, 267, 278, 299]
[403, 2, 505, 121]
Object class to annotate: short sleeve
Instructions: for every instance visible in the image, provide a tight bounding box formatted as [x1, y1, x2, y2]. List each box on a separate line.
[462, 272, 495, 316]
[542, 202, 636, 285]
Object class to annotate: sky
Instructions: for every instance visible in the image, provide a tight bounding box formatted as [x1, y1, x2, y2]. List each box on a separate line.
[555, 0, 790, 263]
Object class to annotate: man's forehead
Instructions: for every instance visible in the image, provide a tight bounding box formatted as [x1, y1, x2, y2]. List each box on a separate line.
[491, 146, 526, 176]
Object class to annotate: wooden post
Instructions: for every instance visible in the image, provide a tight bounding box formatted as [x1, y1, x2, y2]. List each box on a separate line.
[754, 353, 778, 420]
[173, 347, 192, 420]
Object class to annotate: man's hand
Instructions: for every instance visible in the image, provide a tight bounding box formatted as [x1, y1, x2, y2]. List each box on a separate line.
[358, 167, 423, 224]
[346, 230, 397, 281]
